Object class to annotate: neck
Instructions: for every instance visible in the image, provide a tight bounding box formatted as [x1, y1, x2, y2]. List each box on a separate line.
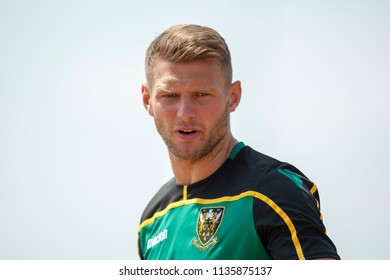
[170, 135, 238, 185]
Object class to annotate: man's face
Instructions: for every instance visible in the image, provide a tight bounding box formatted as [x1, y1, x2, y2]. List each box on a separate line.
[142, 59, 239, 162]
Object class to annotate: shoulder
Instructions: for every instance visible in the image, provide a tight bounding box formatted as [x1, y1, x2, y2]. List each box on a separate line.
[235, 145, 318, 202]
[230, 145, 322, 225]
[140, 177, 182, 222]
[234, 145, 280, 172]
[237, 148, 339, 259]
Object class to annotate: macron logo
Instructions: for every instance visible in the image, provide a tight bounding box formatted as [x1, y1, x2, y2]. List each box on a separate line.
[147, 229, 168, 250]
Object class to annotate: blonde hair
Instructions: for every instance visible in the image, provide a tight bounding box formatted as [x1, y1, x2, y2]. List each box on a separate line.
[145, 24, 232, 87]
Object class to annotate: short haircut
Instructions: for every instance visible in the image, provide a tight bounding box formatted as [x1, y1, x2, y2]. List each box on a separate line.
[145, 24, 232, 87]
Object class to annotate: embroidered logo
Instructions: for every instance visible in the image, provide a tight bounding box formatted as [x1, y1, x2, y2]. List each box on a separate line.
[192, 207, 225, 250]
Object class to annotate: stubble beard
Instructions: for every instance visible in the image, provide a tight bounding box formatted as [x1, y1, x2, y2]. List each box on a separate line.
[156, 104, 230, 163]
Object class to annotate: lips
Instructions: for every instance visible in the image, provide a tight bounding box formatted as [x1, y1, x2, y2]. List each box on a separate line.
[176, 128, 199, 140]
[179, 130, 196, 135]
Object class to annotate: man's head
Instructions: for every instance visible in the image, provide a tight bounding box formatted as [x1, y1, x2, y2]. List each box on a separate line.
[145, 24, 232, 88]
[142, 24, 241, 164]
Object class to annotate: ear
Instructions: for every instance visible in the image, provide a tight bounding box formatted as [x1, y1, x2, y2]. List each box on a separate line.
[228, 80, 242, 113]
[141, 83, 154, 116]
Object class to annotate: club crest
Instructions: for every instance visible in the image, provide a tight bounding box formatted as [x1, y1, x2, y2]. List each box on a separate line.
[192, 207, 225, 250]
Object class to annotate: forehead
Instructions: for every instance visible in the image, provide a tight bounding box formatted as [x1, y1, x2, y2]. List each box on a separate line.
[151, 59, 225, 91]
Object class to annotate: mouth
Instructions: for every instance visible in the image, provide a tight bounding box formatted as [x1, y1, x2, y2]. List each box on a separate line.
[178, 129, 197, 135]
[176, 129, 199, 140]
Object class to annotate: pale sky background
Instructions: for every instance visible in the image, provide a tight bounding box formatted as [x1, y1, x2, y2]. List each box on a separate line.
[1, 0, 389, 260]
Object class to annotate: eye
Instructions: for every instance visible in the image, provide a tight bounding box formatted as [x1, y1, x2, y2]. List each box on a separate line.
[196, 92, 209, 97]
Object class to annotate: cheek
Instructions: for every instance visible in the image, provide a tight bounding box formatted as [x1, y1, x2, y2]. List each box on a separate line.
[205, 102, 228, 117]
[154, 103, 177, 118]
[152, 106, 174, 126]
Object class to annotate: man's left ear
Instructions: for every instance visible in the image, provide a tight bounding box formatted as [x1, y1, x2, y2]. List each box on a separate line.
[228, 80, 242, 112]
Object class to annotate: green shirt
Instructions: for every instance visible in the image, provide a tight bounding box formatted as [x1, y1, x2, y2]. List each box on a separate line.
[138, 143, 339, 260]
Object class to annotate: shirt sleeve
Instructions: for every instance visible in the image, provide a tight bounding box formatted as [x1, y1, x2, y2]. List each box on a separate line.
[253, 164, 340, 260]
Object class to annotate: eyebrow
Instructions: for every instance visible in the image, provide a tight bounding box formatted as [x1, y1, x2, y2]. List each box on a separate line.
[154, 85, 174, 93]
[192, 85, 218, 92]
[154, 85, 218, 94]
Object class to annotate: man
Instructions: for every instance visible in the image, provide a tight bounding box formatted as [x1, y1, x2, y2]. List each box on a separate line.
[138, 24, 339, 260]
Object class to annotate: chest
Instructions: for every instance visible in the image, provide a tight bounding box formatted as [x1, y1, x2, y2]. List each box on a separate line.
[139, 196, 271, 260]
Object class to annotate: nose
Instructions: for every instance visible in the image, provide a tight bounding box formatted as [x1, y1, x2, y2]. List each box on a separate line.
[177, 96, 195, 122]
